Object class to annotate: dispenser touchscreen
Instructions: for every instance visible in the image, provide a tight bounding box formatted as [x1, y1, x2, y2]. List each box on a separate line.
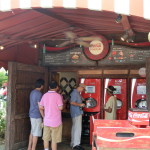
[86, 86, 95, 93]
[137, 86, 146, 95]
[113, 86, 121, 94]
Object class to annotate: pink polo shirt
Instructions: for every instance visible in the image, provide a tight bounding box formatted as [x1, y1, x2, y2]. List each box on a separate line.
[39, 91, 63, 127]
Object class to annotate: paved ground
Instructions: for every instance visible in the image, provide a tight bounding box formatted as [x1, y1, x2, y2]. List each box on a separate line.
[0, 141, 91, 150]
[37, 140, 91, 150]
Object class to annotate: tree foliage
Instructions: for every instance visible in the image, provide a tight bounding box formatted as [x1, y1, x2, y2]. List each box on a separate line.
[0, 72, 8, 87]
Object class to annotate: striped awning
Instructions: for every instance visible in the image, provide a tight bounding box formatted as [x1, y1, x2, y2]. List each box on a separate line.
[0, 0, 150, 20]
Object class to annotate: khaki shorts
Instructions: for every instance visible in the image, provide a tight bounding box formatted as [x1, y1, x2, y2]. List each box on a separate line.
[43, 124, 62, 143]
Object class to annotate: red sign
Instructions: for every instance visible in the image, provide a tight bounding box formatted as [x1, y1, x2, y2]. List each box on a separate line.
[84, 36, 109, 60]
[128, 110, 149, 126]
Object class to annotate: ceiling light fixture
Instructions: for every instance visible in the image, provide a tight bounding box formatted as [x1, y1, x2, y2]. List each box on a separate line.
[0, 45, 4, 50]
[33, 44, 38, 48]
[115, 14, 122, 23]
[126, 35, 135, 43]
[29, 41, 38, 49]
[121, 32, 128, 41]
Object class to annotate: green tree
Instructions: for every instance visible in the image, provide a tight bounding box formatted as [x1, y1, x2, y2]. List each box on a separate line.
[0, 72, 8, 87]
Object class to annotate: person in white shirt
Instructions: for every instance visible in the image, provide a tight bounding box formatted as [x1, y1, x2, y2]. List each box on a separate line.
[104, 86, 117, 120]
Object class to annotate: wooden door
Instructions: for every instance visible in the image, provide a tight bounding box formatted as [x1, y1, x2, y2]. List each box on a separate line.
[5, 62, 48, 150]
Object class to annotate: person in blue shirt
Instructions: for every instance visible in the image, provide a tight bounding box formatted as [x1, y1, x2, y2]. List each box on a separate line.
[27, 79, 45, 150]
[70, 84, 86, 150]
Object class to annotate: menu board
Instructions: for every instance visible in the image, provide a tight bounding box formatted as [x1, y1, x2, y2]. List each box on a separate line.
[42, 47, 96, 66]
[42, 45, 150, 67]
[98, 45, 150, 66]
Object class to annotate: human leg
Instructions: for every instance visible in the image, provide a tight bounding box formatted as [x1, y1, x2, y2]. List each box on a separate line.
[43, 126, 51, 150]
[30, 118, 42, 150]
[44, 140, 49, 150]
[27, 133, 33, 150]
[71, 117, 75, 147]
[51, 124, 62, 150]
[31, 136, 38, 150]
[72, 115, 82, 147]
[51, 142, 57, 150]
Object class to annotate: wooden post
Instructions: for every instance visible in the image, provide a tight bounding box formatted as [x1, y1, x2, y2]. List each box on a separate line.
[146, 58, 150, 112]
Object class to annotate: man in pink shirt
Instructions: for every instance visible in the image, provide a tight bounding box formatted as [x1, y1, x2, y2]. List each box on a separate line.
[39, 81, 63, 150]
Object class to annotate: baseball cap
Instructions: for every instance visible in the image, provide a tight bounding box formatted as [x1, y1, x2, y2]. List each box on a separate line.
[79, 83, 86, 89]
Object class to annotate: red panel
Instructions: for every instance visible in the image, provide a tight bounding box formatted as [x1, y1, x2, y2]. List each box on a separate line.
[81, 79, 101, 112]
[90, 113, 100, 145]
[104, 79, 127, 120]
[0, 44, 38, 69]
[93, 120, 150, 149]
[16, 44, 38, 65]
[128, 110, 149, 126]
[130, 78, 146, 108]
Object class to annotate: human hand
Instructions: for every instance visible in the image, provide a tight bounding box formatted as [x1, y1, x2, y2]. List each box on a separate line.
[80, 103, 85, 107]
[40, 122, 44, 129]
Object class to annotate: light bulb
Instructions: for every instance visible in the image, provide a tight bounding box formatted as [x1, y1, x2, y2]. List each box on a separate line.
[0, 46, 4, 50]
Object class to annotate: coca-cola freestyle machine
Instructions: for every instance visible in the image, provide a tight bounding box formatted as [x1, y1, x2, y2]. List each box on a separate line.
[80, 78, 101, 144]
[104, 78, 127, 120]
[131, 78, 147, 109]
[81, 78, 101, 112]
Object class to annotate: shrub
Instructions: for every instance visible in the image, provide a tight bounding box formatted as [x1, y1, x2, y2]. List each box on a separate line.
[0, 101, 6, 139]
[0, 72, 7, 87]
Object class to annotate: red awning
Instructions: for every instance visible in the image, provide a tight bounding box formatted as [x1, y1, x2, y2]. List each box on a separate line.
[0, 44, 38, 69]
[0, 0, 149, 20]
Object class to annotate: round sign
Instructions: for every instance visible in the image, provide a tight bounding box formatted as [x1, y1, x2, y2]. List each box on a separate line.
[84, 36, 109, 60]
[89, 40, 104, 55]
[138, 67, 146, 77]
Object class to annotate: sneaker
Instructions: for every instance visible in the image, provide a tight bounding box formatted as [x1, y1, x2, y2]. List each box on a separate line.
[72, 145, 84, 150]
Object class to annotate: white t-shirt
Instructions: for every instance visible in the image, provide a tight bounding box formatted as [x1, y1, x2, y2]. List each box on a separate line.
[105, 96, 117, 120]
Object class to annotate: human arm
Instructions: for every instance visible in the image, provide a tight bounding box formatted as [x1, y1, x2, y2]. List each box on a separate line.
[38, 95, 45, 118]
[57, 94, 64, 111]
[104, 107, 112, 113]
[103, 97, 113, 113]
[70, 101, 85, 107]
[70, 91, 85, 107]
[38, 104, 44, 118]
[58, 105, 63, 111]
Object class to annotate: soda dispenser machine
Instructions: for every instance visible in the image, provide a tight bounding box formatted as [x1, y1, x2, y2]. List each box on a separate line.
[81, 78, 101, 112]
[80, 78, 101, 144]
[130, 78, 147, 109]
[104, 78, 127, 120]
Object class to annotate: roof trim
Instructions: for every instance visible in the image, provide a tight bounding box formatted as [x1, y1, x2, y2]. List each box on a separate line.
[0, 0, 150, 20]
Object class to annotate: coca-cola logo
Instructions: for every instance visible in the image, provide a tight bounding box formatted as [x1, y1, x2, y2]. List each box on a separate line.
[128, 112, 149, 119]
[89, 40, 104, 55]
